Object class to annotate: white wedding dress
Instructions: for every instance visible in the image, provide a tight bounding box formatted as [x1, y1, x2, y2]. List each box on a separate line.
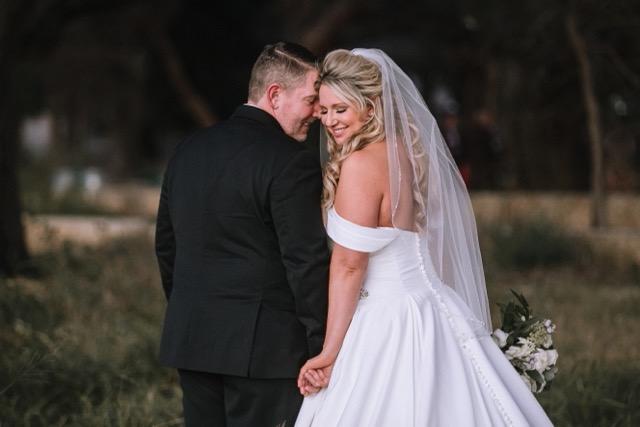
[295, 208, 553, 427]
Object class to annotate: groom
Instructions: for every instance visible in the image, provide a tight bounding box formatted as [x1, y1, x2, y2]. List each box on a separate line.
[155, 42, 329, 426]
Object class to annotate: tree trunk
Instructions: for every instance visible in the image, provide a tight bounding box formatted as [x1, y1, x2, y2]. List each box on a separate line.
[0, 65, 29, 276]
[566, 13, 607, 228]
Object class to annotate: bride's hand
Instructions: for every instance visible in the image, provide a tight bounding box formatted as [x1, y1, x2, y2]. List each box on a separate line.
[298, 367, 333, 396]
[297, 352, 335, 395]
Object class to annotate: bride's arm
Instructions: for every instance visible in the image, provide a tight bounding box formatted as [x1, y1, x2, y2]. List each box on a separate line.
[298, 149, 385, 393]
[321, 243, 370, 356]
[297, 243, 367, 395]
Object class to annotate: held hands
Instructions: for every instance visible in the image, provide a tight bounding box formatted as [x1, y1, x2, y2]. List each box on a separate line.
[297, 352, 335, 396]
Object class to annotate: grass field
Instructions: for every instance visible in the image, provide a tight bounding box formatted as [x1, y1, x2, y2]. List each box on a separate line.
[1, 238, 181, 426]
[1, 219, 639, 426]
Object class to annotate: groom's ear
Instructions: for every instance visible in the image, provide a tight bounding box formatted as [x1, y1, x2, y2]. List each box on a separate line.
[266, 83, 282, 110]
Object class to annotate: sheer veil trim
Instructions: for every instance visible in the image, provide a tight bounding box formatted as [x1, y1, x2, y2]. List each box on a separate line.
[343, 48, 492, 333]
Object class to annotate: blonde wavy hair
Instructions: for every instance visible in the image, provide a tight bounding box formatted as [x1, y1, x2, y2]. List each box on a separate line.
[320, 50, 428, 231]
[320, 49, 384, 210]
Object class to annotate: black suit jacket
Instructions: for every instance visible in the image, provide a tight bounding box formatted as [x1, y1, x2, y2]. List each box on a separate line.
[155, 105, 329, 378]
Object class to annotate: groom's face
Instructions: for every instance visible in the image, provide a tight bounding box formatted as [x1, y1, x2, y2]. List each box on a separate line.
[275, 70, 319, 142]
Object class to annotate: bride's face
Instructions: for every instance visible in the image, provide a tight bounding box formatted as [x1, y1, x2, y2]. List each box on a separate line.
[318, 84, 368, 144]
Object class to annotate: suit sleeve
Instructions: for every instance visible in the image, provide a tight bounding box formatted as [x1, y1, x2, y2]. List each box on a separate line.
[270, 149, 330, 357]
[155, 159, 176, 301]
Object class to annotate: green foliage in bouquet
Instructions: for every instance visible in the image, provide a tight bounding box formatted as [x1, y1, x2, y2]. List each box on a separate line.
[499, 291, 536, 346]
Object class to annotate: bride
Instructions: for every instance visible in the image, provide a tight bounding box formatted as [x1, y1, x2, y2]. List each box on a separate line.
[294, 49, 553, 426]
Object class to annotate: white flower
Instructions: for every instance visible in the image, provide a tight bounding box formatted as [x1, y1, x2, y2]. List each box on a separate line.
[544, 319, 556, 333]
[505, 345, 525, 360]
[530, 350, 550, 373]
[492, 329, 509, 348]
[529, 349, 559, 374]
[505, 338, 536, 360]
[542, 333, 553, 349]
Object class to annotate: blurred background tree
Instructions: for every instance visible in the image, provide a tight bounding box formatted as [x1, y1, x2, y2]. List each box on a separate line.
[1, 0, 639, 275]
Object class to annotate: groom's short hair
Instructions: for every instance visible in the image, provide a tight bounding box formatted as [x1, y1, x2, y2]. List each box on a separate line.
[247, 42, 318, 103]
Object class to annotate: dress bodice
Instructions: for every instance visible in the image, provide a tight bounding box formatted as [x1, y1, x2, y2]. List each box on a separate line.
[326, 208, 430, 297]
[326, 207, 402, 253]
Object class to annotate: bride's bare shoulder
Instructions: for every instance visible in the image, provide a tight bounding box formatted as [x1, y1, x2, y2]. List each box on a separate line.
[335, 142, 387, 226]
[337, 140, 388, 202]
[341, 141, 387, 173]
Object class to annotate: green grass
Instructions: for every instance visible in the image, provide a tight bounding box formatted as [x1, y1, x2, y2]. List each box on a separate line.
[486, 272, 640, 426]
[484, 217, 586, 270]
[0, 237, 181, 426]
[483, 219, 640, 426]
[537, 363, 640, 427]
[1, 220, 639, 425]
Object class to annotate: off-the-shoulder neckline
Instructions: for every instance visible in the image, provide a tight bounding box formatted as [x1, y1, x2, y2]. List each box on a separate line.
[328, 207, 416, 234]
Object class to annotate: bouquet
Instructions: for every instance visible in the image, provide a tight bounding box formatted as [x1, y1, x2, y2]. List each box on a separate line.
[491, 290, 558, 393]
